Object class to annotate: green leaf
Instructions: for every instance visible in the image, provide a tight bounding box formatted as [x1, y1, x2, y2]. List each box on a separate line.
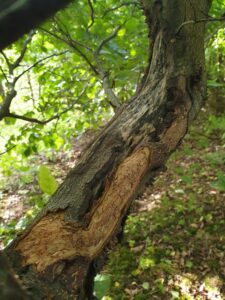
[38, 165, 58, 195]
[4, 117, 17, 125]
[139, 257, 155, 269]
[142, 282, 150, 290]
[171, 290, 180, 299]
[185, 260, 193, 268]
[94, 274, 111, 300]
[23, 147, 32, 157]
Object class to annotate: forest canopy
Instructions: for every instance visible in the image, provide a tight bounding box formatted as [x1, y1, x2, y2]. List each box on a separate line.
[0, 0, 148, 159]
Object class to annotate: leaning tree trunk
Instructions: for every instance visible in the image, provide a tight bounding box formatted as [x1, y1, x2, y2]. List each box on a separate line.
[2, 0, 211, 299]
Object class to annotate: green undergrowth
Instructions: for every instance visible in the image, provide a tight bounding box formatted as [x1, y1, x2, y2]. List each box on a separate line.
[0, 109, 225, 299]
[94, 109, 225, 300]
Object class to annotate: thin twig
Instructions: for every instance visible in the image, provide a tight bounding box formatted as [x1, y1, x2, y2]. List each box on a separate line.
[94, 26, 123, 109]
[7, 112, 59, 125]
[205, 23, 225, 42]
[14, 50, 68, 83]
[0, 65, 8, 82]
[27, 71, 35, 107]
[0, 82, 5, 98]
[176, 16, 225, 35]
[0, 86, 17, 120]
[87, 0, 95, 29]
[52, 20, 92, 51]
[103, 2, 138, 17]
[7, 89, 86, 125]
[0, 145, 16, 156]
[12, 30, 35, 69]
[95, 25, 121, 56]
[0, 50, 11, 69]
[40, 27, 98, 75]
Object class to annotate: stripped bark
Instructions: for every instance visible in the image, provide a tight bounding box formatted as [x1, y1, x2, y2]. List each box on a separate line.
[2, 0, 211, 299]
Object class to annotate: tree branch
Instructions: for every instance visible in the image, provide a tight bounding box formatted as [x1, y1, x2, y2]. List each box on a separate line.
[0, 82, 5, 98]
[94, 26, 123, 110]
[0, 50, 11, 69]
[7, 89, 86, 125]
[0, 145, 16, 156]
[87, 0, 95, 29]
[0, 46, 68, 122]
[40, 27, 98, 75]
[205, 23, 225, 42]
[0, 86, 17, 120]
[0, 65, 8, 82]
[7, 112, 59, 125]
[176, 16, 225, 35]
[95, 25, 121, 56]
[14, 50, 69, 83]
[53, 19, 93, 51]
[43, 21, 122, 110]
[0, 31, 34, 76]
[103, 1, 139, 17]
[12, 31, 35, 70]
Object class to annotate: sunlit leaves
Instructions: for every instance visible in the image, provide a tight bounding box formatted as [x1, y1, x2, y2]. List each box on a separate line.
[0, 0, 149, 163]
[38, 165, 58, 195]
[94, 274, 112, 300]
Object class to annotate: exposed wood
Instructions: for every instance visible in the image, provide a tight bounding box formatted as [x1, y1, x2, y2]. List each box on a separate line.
[16, 146, 151, 271]
[2, 0, 211, 299]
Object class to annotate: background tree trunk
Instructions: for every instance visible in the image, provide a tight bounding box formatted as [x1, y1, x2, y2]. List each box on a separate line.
[2, 0, 211, 299]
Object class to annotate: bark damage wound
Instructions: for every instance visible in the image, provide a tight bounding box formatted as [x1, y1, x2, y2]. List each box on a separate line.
[16, 146, 151, 272]
[15, 96, 190, 273]
[16, 99, 188, 272]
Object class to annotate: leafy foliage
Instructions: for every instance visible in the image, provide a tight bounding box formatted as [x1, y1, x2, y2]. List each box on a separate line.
[0, 0, 148, 165]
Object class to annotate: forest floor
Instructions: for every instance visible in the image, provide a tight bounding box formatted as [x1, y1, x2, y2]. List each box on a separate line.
[0, 107, 224, 300]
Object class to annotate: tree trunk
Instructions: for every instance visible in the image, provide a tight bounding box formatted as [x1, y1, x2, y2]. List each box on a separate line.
[2, 0, 211, 299]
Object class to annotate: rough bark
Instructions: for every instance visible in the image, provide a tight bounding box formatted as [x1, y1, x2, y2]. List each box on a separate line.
[2, 0, 211, 299]
[0, 252, 30, 300]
